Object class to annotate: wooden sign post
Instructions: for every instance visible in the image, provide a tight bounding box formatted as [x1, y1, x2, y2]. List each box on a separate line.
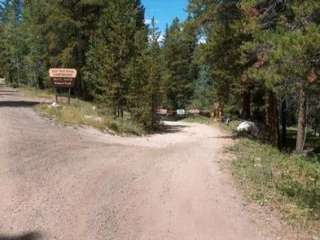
[49, 68, 77, 104]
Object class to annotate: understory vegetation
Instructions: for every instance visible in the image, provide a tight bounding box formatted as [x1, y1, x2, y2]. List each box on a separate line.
[229, 139, 320, 236]
[20, 86, 54, 99]
[20, 86, 145, 135]
[37, 100, 145, 136]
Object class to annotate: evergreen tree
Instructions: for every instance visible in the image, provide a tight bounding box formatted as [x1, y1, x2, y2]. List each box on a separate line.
[162, 18, 197, 109]
[143, 17, 162, 129]
[0, 0, 25, 86]
[242, 0, 320, 151]
[83, 0, 146, 118]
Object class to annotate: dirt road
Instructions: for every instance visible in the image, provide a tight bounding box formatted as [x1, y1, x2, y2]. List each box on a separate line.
[0, 86, 290, 240]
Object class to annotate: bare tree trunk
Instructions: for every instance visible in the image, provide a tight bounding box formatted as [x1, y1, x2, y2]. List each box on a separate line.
[266, 90, 280, 148]
[280, 98, 287, 149]
[296, 86, 307, 153]
[242, 89, 251, 120]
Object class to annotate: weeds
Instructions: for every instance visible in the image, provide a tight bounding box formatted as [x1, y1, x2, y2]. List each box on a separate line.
[36, 99, 145, 136]
[229, 138, 320, 236]
[180, 115, 212, 124]
[20, 86, 54, 99]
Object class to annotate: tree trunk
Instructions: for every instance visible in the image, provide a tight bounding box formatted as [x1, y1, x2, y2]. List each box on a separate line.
[296, 86, 307, 153]
[242, 89, 251, 120]
[280, 98, 287, 149]
[266, 90, 280, 148]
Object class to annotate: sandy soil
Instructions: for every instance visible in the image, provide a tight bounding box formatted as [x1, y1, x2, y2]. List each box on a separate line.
[0, 86, 295, 240]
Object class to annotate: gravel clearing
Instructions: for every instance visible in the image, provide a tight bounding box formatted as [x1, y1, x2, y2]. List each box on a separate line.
[0, 86, 296, 240]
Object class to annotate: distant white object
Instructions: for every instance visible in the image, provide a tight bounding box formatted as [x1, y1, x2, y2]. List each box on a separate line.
[0, 78, 5, 84]
[188, 109, 200, 115]
[157, 108, 168, 115]
[50, 102, 60, 108]
[237, 121, 259, 137]
[177, 109, 186, 116]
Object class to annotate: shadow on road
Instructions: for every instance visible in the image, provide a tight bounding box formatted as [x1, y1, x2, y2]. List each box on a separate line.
[0, 92, 18, 96]
[208, 135, 237, 140]
[0, 89, 17, 94]
[0, 232, 43, 240]
[0, 101, 41, 108]
[0, 87, 41, 107]
[155, 123, 187, 134]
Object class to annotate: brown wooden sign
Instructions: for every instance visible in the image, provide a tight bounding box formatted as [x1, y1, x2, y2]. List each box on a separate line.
[49, 68, 77, 88]
[49, 68, 77, 104]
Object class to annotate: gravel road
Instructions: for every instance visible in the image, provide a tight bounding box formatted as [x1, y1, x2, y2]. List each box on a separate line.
[0, 86, 294, 240]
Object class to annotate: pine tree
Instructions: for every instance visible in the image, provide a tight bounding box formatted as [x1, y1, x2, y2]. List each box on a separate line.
[162, 18, 197, 109]
[21, 0, 48, 88]
[145, 17, 162, 128]
[83, 0, 146, 118]
[0, 0, 25, 86]
[243, 0, 320, 150]
[202, 1, 244, 119]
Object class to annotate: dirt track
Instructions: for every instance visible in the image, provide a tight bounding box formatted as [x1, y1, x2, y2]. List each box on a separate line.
[0, 86, 293, 240]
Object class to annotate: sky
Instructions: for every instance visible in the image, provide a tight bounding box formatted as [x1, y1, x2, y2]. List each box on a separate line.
[142, 0, 188, 33]
[0, 0, 188, 33]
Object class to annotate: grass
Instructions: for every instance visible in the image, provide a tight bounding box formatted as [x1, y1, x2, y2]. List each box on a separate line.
[16, 86, 144, 135]
[180, 115, 212, 124]
[228, 138, 320, 237]
[19, 86, 55, 99]
[222, 120, 242, 132]
[35, 99, 145, 136]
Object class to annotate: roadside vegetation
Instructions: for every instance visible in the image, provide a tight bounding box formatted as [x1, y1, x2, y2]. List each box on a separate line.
[20, 86, 54, 99]
[19, 87, 145, 135]
[36, 100, 145, 136]
[229, 139, 320, 236]
[228, 133, 320, 237]
[180, 115, 212, 125]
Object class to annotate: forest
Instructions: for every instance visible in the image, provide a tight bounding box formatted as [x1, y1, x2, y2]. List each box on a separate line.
[0, 0, 320, 153]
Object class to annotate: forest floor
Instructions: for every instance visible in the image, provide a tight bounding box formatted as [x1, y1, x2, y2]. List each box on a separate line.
[0, 85, 299, 240]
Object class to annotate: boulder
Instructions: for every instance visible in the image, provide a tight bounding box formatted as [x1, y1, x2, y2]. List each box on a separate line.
[236, 121, 259, 137]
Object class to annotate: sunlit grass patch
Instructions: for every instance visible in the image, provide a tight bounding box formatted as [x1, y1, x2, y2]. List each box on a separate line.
[181, 115, 212, 124]
[228, 139, 320, 236]
[36, 99, 145, 136]
[20, 86, 54, 99]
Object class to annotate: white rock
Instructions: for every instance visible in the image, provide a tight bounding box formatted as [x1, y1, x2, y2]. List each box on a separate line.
[49, 102, 60, 108]
[236, 121, 259, 137]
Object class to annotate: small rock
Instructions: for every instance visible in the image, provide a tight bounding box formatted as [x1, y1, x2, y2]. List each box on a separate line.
[49, 102, 60, 108]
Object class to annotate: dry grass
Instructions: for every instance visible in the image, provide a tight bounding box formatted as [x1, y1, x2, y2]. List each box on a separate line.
[36, 99, 144, 136]
[20, 86, 54, 99]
